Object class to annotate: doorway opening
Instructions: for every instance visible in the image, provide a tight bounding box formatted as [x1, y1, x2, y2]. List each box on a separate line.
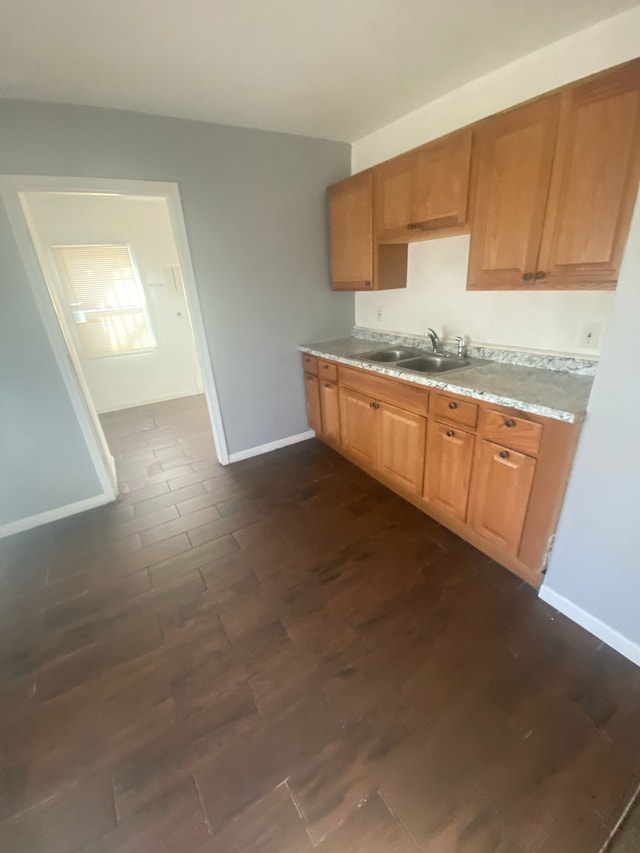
[1, 177, 229, 510]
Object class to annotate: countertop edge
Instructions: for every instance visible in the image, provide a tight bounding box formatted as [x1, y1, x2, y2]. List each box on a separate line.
[299, 344, 584, 424]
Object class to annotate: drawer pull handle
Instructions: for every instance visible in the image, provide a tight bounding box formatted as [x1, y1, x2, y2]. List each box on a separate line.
[323, 364, 329, 369]
[372, 401, 380, 409]
[323, 383, 331, 388]
[446, 430, 454, 437]
[535, 271, 546, 280]
[499, 450, 509, 459]
[448, 402, 457, 410]
[364, 281, 372, 288]
[504, 419, 516, 428]
[522, 272, 533, 282]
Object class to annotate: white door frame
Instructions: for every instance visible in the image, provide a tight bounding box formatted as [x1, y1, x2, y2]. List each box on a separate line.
[0, 176, 230, 509]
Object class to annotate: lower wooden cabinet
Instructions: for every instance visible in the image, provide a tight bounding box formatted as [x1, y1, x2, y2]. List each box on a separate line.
[302, 355, 579, 585]
[319, 380, 340, 444]
[424, 422, 475, 522]
[304, 372, 322, 435]
[376, 401, 426, 494]
[339, 386, 378, 466]
[467, 440, 537, 556]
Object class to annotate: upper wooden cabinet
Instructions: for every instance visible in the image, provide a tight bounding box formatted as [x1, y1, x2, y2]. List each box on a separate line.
[328, 172, 407, 291]
[328, 171, 373, 289]
[468, 59, 640, 290]
[467, 97, 561, 290]
[375, 129, 472, 242]
[537, 62, 640, 288]
[328, 59, 640, 292]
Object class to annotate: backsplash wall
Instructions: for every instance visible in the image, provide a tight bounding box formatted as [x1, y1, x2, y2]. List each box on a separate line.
[353, 8, 638, 359]
[356, 235, 614, 357]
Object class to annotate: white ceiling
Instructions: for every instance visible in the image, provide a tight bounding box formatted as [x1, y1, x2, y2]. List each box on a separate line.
[0, 0, 636, 142]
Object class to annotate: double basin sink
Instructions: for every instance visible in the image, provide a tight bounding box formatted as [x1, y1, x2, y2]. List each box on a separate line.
[359, 346, 471, 374]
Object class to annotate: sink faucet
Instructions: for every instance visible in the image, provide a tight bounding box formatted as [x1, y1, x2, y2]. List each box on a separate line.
[455, 336, 466, 358]
[426, 328, 440, 353]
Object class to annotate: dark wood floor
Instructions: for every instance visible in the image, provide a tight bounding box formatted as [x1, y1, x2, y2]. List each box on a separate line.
[1, 394, 639, 852]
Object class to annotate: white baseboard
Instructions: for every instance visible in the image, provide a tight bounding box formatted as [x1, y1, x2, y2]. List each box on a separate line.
[539, 585, 640, 668]
[96, 389, 203, 414]
[0, 492, 115, 540]
[228, 430, 315, 463]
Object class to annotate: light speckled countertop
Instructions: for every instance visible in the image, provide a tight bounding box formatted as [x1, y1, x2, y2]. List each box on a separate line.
[299, 337, 593, 423]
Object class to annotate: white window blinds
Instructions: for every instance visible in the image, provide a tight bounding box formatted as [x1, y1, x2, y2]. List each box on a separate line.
[52, 244, 155, 359]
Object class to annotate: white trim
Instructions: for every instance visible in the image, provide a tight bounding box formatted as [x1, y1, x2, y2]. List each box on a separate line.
[0, 493, 114, 539]
[1, 181, 118, 503]
[228, 430, 315, 463]
[96, 390, 206, 414]
[539, 585, 640, 668]
[0, 175, 229, 466]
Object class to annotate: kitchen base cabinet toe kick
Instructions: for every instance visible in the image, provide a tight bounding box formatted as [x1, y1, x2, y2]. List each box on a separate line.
[302, 354, 581, 587]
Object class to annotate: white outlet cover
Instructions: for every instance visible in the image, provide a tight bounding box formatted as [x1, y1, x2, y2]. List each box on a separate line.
[580, 322, 602, 350]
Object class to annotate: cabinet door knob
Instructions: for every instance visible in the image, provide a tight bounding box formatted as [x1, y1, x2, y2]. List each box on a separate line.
[446, 430, 454, 437]
[448, 401, 457, 410]
[504, 419, 516, 428]
[372, 401, 380, 409]
[364, 281, 372, 288]
[535, 271, 546, 280]
[324, 383, 331, 388]
[499, 450, 509, 459]
[522, 272, 533, 282]
[323, 364, 329, 369]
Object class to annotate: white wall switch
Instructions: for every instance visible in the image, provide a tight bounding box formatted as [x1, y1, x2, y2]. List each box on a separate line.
[580, 322, 602, 350]
[375, 305, 383, 323]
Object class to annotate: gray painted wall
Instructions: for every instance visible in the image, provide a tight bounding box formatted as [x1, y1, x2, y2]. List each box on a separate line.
[543, 196, 640, 651]
[0, 99, 353, 527]
[0, 200, 103, 522]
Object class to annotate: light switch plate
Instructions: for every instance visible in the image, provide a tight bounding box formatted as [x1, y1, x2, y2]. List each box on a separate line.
[580, 322, 601, 350]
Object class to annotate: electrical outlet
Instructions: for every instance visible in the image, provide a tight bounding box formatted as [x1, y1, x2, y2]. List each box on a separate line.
[375, 305, 383, 323]
[580, 323, 601, 350]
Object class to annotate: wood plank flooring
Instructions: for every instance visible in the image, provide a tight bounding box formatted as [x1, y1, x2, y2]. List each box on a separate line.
[1, 394, 639, 852]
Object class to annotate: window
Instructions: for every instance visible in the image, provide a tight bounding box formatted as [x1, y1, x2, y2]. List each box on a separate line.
[52, 244, 155, 358]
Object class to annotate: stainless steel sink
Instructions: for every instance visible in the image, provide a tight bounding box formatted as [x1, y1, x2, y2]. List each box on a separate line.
[397, 354, 470, 373]
[360, 347, 423, 362]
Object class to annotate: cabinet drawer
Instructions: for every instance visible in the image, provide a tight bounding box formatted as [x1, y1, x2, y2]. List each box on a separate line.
[339, 365, 429, 416]
[302, 354, 318, 375]
[481, 409, 543, 457]
[431, 393, 478, 429]
[318, 359, 338, 382]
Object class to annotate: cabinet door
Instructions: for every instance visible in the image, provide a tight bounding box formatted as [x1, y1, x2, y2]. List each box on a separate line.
[413, 129, 472, 232]
[537, 61, 640, 288]
[424, 422, 475, 522]
[304, 373, 322, 434]
[467, 97, 560, 290]
[328, 172, 373, 290]
[319, 380, 340, 444]
[339, 386, 377, 466]
[374, 151, 416, 241]
[376, 401, 426, 494]
[468, 441, 536, 556]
